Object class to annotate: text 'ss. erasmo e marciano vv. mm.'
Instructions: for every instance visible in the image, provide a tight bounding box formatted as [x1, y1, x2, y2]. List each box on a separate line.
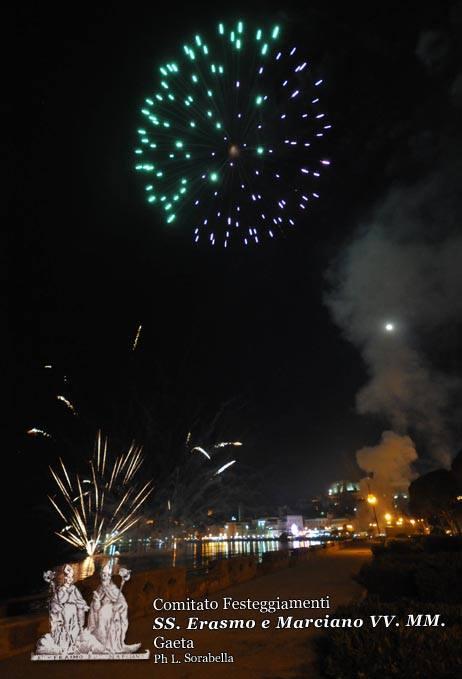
[151, 596, 445, 665]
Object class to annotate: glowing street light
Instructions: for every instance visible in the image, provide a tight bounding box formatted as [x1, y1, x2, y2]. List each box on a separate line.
[367, 493, 380, 536]
[384, 322, 395, 332]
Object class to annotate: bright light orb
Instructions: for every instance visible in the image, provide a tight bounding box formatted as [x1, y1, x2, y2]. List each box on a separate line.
[384, 323, 395, 332]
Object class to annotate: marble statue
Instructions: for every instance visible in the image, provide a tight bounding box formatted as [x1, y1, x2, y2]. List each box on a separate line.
[32, 562, 147, 660]
[35, 565, 89, 655]
[87, 563, 140, 653]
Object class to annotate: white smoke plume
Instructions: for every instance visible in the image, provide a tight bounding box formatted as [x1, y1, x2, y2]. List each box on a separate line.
[326, 16, 462, 466]
[355, 432, 418, 526]
[325, 178, 462, 465]
[356, 431, 418, 491]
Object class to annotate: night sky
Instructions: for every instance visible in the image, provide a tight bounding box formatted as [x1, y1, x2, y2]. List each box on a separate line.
[9, 0, 462, 563]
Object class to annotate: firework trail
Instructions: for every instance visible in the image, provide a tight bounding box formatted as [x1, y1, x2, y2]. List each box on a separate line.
[27, 428, 52, 438]
[153, 433, 242, 533]
[191, 446, 211, 460]
[215, 460, 236, 475]
[132, 324, 142, 351]
[48, 431, 153, 556]
[56, 395, 78, 415]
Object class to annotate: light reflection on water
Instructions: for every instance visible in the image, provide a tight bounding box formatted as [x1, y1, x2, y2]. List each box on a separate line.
[58, 554, 127, 584]
[176, 539, 321, 569]
[61, 539, 321, 584]
[7, 540, 323, 611]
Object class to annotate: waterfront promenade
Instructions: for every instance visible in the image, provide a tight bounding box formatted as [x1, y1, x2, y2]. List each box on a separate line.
[1, 545, 370, 679]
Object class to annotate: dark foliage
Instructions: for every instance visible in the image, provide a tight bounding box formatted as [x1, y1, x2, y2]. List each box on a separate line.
[319, 599, 462, 679]
[356, 552, 462, 603]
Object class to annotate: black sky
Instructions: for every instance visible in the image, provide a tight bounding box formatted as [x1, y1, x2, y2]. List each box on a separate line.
[9, 0, 461, 521]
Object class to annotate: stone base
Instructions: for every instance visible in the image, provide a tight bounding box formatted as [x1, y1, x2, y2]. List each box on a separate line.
[31, 650, 150, 661]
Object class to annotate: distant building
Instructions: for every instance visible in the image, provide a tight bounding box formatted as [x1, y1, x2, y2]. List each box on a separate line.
[392, 492, 410, 513]
[304, 516, 355, 534]
[309, 495, 324, 515]
[254, 517, 284, 537]
[328, 480, 360, 496]
[304, 517, 330, 530]
[327, 480, 361, 517]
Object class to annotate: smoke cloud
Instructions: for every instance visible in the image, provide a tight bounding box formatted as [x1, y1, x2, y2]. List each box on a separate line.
[325, 15, 462, 467]
[356, 431, 418, 491]
[355, 432, 418, 524]
[325, 201, 462, 464]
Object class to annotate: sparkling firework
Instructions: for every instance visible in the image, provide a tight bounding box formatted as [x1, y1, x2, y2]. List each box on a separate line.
[191, 445, 211, 460]
[215, 460, 236, 475]
[135, 20, 331, 246]
[27, 428, 51, 438]
[49, 432, 153, 556]
[132, 324, 143, 351]
[152, 432, 242, 532]
[57, 395, 78, 415]
[214, 441, 242, 448]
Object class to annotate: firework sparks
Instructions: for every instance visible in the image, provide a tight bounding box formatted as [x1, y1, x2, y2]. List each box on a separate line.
[132, 324, 142, 351]
[48, 431, 153, 556]
[215, 460, 236, 475]
[135, 20, 331, 247]
[57, 394, 78, 415]
[191, 446, 211, 460]
[27, 428, 51, 438]
[152, 429, 243, 532]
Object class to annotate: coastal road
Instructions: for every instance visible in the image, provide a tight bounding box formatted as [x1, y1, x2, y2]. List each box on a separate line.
[1, 544, 370, 679]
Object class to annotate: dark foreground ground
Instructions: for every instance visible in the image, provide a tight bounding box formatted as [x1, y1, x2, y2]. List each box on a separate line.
[1, 545, 370, 679]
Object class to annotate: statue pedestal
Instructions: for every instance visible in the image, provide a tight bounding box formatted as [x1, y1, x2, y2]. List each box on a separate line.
[31, 650, 150, 661]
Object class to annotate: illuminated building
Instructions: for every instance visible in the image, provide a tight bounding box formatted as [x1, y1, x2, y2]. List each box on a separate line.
[327, 480, 360, 517]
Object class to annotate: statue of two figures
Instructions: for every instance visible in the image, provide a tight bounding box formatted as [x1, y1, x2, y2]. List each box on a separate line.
[33, 563, 147, 659]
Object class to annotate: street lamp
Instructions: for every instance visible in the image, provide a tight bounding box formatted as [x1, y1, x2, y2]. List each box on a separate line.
[367, 493, 381, 536]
